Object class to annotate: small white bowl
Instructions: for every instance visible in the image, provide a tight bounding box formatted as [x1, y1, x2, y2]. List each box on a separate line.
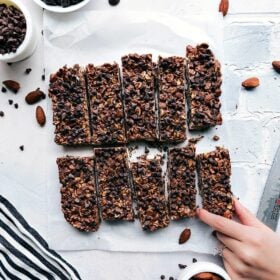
[32, 0, 90, 13]
[178, 262, 231, 280]
[0, 0, 38, 63]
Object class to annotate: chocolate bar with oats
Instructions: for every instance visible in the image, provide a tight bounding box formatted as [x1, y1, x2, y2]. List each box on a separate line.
[186, 43, 223, 130]
[131, 156, 170, 231]
[167, 144, 197, 220]
[49, 65, 91, 145]
[196, 147, 234, 219]
[94, 147, 134, 221]
[57, 156, 100, 232]
[86, 63, 127, 145]
[158, 56, 187, 142]
[122, 54, 158, 141]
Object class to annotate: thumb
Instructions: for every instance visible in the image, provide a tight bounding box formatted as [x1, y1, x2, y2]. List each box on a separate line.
[234, 198, 265, 228]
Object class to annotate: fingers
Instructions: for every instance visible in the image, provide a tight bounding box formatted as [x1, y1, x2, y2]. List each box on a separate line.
[223, 259, 243, 280]
[233, 198, 264, 228]
[216, 232, 242, 253]
[222, 248, 249, 278]
[197, 208, 247, 240]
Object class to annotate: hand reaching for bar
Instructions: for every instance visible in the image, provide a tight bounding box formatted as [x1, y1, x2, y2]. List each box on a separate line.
[197, 198, 280, 280]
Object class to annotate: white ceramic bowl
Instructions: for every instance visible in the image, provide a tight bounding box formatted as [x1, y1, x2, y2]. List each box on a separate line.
[32, 0, 90, 13]
[0, 0, 38, 63]
[178, 262, 231, 280]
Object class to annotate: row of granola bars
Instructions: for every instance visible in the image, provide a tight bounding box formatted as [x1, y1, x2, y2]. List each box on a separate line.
[49, 43, 222, 146]
[57, 146, 234, 232]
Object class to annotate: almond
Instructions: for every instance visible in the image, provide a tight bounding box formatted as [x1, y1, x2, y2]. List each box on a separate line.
[3, 80, 20, 93]
[242, 77, 260, 89]
[272, 61, 280, 73]
[219, 0, 229, 17]
[36, 106, 46, 126]
[193, 272, 215, 280]
[178, 228, 191, 244]
[25, 88, 46, 105]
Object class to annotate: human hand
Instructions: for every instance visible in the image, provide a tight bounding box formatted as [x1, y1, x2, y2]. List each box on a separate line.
[197, 198, 280, 280]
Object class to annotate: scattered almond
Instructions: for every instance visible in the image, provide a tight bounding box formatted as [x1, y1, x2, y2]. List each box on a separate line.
[242, 77, 260, 89]
[178, 228, 191, 244]
[25, 88, 46, 105]
[36, 106, 46, 126]
[3, 80, 20, 93]
[272, 61, 280, 73]
[219, 0, 229, 17]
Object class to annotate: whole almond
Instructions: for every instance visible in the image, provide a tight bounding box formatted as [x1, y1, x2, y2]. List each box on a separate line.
[272, 61, 280, 73]
[242, 77, 260, 89]
[193, 272, 215, 280]
[3, 80, 20, 93]
[219, 0, 229, 17]
[25, 89, 46, 105]
[179, 228, 191, 244]
[36, 106, 46, 126]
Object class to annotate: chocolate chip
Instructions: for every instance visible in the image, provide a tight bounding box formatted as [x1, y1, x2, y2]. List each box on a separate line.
[160, 276, 165, 280]
[213, 135, 220, 141]
[8, 99, 13, 105]
[25, 68, 32, 74]
[1, 87, 7, 93]
[144, 147, 149, 154]
[0, 111, 4, 117]
[41, 74, 45, 81]
[169, 277, 174, 280]
[14, 103, 18, 109]
[19, 145, 24, 151]
[178, 264, 187, 269]
[192, 258, 197, 263]
[109, 0, 120, 6]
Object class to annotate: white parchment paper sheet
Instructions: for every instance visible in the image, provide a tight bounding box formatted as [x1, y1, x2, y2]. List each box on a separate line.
[43, 10, 274, 253]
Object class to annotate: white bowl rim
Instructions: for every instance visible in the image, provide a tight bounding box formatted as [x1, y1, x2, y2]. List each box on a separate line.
[0, 0, 33, 60]
[32, 0, 90, 13]
[178, 262, 231, 280]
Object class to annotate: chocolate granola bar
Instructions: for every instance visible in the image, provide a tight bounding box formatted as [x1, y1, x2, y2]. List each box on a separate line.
[86, 63, 126, 145]
[158, 56, 187, 142]
[131, 156, 170, 231]
[94, 147, 134, 221]
[122, 54, 158, 141]
[196, 147, 234, 219]
[167, 144, 197, 220]
[57, 156, 100, 232]
[49, 65, 91, 145]
[186, 43, 223, 130]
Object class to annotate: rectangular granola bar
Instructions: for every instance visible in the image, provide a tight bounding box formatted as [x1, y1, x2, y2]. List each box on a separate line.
[186, 43, 223, 130]
[158, 56, 187, 142]
[86, 63, 127, 145]
[196, 147, 234, 219]
[49, 65, 91, 145]
[122, 54, 158, 141]
[131, 156, 170, 231]
[94, 147, 134, 221]
[57, 156, 100, 232]
[167, 144, 197, 220]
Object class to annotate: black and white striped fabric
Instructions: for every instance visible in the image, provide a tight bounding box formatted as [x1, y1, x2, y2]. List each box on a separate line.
[0, 195, 81, 280]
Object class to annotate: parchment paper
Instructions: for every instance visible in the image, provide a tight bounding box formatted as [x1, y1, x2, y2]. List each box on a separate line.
[44, 10, 272, 253]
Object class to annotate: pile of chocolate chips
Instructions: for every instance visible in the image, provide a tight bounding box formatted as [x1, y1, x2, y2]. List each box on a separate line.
[0, 4, 26, 55]
[41, 0, 84, 7]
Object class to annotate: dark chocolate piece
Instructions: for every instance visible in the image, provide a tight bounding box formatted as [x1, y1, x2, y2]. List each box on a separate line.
[94, 147, 134, 221]
[131, 155, 170, 231]
[158, 56, 187, 142]
[57, 156, 100, 232]
[167, 144, 197, 220]
[49, 65, 91, 145]
[122, 54, 158, 141]
[186, 43, 222, 130]
[86, 63, 126, 145]
[196, 147, 234, 219]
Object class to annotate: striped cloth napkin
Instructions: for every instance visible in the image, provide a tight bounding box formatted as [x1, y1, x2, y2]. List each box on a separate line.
[0, 195, 81, 280]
